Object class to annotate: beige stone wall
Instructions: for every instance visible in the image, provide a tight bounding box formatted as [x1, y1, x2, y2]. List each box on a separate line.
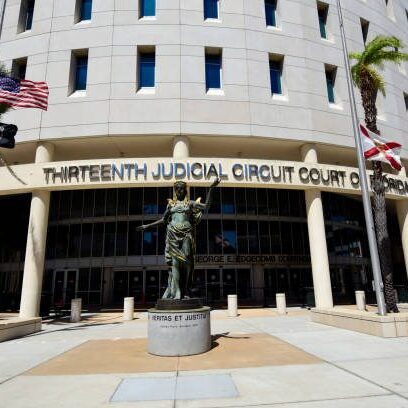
[0, 0, 406, 160]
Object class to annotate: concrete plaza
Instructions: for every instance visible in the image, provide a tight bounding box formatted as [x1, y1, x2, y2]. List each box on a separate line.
[1, 308, 408, 407]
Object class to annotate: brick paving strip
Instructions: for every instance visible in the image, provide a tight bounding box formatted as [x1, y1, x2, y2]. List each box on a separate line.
[24, 333, 321, 376]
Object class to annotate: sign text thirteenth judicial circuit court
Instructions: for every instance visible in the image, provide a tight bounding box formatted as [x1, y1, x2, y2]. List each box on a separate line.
[42, 160, 408, 196]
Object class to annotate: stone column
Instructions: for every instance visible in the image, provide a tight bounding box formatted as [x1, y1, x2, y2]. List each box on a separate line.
[396, 198, 408, 282]
[173, 136, 189, 159]
[301, 144, 333, 309]
[19, 142, 54, 318]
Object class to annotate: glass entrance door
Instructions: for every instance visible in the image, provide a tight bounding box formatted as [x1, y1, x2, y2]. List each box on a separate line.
[264, 267, 289, 306]
[113, 270, 144, 304]
[206, 269, 221, 302]
[113, 271, 128, 304]
[193, 268, 252, 304]
[264, 267, 313, 306]
[129, 270, 143, 303]
[52, 269, 78, 307]
[113, 269, 167, 305]
[237, 268, 251, 299]
[145, 270, 160, 303]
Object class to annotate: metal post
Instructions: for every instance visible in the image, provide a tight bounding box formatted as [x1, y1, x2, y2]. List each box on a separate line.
[336, 0, 386, 315]
[0, 0, 6, 40]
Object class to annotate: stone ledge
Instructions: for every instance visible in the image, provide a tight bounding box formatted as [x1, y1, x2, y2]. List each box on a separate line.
[0, 317, 42, 342]
[311, 307, 408, 337]
[398, 303, 408, 312]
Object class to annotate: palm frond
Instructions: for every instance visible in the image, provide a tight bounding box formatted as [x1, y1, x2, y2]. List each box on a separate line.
[349, 52, 363, 61]
[370, 50, 408, 67]
[361, 36, 403, 65]
[350, 63, 362, 87]
[349, 35, 408, 94]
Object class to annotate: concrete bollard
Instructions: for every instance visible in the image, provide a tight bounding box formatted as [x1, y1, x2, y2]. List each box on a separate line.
[355, 291, 366, 311]
[70, 298, 82, 323]
[123, 297, 135, 321]
[276, 293, 287, 315]
[228, 294, 238, 317]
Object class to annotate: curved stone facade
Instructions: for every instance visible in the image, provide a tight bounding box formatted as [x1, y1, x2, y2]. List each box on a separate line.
[0, 0, 407, 163]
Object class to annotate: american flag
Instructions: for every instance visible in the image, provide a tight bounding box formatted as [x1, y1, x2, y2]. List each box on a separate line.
[0, 74, 48, 110]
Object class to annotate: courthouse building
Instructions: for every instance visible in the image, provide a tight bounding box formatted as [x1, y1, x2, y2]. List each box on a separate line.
[0, 0, 408, 317]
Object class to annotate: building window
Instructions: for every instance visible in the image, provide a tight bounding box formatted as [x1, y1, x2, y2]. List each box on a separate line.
[205, 50, 222, 90]
[80, 0, 92, 21]
[12, 58, 27, 80]
[18, 0, 35, 33]
[140, 0, 156, 18]
[204, 0, 219, 20]
[404, 93, 408, 111]
[317, 2, 328, 39]
[69, 51, 88, 94]
[269, 57, 283, 95]
[265, 0, 277, 27]
[75, 55, 88, 91]
[75, 0, 92, 23]
[360, 18, 369, 45]
[25, 0, 34, 30]
[385, 0, 395, 19]
[325, 65, 336, 103]
[138, 49, 156, 89]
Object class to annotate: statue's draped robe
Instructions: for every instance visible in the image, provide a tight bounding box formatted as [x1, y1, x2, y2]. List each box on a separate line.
[164, 198, 202, 274]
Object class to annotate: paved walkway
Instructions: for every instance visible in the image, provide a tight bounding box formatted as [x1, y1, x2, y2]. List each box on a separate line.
[1, 308, 408, 407]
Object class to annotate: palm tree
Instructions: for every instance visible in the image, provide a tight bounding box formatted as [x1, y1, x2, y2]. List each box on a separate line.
[350, 36, 408, 313]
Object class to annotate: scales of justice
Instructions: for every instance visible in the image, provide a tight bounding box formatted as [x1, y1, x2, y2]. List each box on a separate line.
[137, 177, 220, 356]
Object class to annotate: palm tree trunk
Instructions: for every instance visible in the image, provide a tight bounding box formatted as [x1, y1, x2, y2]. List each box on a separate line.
[361, 73, 399, 313]
[371, 161, 399, 312]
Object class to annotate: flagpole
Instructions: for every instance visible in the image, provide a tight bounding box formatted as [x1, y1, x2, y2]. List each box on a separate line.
[0, 0, 6, 40]
[336, 0, 387, 315]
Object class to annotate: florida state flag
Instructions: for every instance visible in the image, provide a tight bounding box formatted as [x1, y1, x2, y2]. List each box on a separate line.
[359, 123, 402, 171]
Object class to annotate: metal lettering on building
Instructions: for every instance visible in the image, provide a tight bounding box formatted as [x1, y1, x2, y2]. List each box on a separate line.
[41, 160, 408, 197]
[195, 254, 311, 265]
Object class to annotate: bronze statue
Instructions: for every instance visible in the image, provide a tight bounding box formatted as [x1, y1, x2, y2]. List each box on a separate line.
[137, 178, 220, 299]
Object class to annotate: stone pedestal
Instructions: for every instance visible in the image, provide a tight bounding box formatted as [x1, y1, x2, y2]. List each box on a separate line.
[148, 299, 211, 356]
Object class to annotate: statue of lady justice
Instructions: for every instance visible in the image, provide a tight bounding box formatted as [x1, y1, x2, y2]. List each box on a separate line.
[137, 178, 221, 300]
